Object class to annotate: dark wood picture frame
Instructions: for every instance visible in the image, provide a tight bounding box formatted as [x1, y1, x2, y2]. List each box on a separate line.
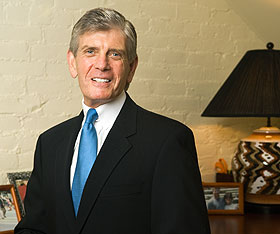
[203, 182, 244, 215]
[0, 185, 21, 233]
[7, 171, 32, 218]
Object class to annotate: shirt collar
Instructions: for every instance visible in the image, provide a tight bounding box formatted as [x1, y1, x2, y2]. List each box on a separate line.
[82, 92, 126, 128]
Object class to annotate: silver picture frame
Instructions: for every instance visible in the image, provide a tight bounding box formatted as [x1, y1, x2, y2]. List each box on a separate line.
[7, 171, 32, 218]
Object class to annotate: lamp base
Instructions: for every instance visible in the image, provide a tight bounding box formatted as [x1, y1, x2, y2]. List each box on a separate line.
[232, 126, 280, 205]
[246, 194, 280, 205]
[242, 126, 280, 142]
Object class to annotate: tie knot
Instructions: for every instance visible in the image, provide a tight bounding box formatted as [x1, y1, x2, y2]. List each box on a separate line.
[85, 108, 98, 124]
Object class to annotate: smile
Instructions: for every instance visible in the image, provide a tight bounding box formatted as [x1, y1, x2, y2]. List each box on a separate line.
[91, 78, 111, 83]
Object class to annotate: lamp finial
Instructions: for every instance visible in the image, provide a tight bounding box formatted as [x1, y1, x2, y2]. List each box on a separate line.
[267, 42, 274, 50]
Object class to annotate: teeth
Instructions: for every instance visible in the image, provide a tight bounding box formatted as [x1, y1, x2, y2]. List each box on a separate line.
[92, 78, 110, 83]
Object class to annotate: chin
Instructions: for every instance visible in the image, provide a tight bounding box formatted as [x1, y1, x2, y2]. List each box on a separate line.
[84, 95, 112, 107]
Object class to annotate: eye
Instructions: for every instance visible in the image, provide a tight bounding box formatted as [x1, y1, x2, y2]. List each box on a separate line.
[84, 48, 97, 56]
[86, 50, 94, 55]
[109, 51, 122, 60]
[112, 52, 120, 57]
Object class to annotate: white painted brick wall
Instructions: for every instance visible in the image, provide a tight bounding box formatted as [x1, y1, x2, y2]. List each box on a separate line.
[0, 0, 278, 184]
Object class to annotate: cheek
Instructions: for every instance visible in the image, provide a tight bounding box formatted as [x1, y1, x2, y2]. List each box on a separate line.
[77, 58, 94, 75]
[116, 64, 130, 81]
[114, 70, 129, 88]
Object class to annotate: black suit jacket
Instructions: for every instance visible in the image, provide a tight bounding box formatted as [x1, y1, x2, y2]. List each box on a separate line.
[15, 94, 210, 234]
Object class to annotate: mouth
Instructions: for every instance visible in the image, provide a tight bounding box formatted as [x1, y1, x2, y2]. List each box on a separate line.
[91, 78, 111, 83]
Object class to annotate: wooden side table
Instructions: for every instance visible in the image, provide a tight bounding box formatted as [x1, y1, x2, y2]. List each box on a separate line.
[209, 213, 280, 234]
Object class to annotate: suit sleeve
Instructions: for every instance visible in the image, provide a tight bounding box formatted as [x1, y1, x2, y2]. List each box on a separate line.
[14, 136, 48, 234]
[151, 126, 210, 234]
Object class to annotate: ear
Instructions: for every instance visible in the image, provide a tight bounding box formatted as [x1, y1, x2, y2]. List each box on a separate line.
[127, 56, 138, 84]
[67, 50, 78, 78]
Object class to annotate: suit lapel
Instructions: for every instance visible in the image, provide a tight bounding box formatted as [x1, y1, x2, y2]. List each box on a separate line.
[76, 94, 138, 233]
[55, 112, 84, 232]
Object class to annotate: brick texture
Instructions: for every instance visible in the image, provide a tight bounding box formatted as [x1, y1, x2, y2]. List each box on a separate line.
[0, 0, 277, 184]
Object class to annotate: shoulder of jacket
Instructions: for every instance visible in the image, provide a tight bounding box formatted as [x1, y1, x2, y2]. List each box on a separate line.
[136, 105, 193, 135]
[40, 113, 82, 139]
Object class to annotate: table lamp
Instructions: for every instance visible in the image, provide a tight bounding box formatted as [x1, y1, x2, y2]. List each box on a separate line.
[201, 43, 280, 209]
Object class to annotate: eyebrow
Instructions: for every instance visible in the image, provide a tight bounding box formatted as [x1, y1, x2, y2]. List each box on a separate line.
[108, 48, 126, 56]
[80, 46, 126, 54]
[80, 46, 98, 52]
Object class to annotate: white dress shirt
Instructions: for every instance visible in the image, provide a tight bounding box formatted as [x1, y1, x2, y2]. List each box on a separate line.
[70, 92, 126, 189]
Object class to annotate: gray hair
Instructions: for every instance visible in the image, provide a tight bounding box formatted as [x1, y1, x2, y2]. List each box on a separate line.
[69, 8, 137, 62]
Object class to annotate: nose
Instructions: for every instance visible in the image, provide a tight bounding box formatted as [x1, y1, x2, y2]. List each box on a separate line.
[94, 54, 110, 71]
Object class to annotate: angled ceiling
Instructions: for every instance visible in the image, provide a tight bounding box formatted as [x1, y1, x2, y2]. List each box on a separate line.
[226, 0, 280, 48]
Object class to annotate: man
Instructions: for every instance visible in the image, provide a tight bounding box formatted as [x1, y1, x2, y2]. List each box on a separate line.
[15, 8, 210, 234]
[207, 188, 224, 210]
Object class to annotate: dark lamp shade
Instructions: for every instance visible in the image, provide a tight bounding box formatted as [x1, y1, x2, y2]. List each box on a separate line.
[202, 48, 280, 117]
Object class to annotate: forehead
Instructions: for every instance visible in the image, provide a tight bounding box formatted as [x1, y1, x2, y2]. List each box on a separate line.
[78, 29, 127, 50]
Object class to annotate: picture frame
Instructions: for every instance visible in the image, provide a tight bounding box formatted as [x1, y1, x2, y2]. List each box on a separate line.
[7, 171, 32, 218]
[0, 185, 21, 233]
[203, 182, 244, 214]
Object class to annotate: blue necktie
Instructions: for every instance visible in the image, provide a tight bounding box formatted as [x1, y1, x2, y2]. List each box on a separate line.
[72, 108, 98, 216]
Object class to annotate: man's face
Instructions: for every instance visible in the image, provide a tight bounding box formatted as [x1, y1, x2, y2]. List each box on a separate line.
[67, 28, 138, 108]
[213, 189, 220, 199]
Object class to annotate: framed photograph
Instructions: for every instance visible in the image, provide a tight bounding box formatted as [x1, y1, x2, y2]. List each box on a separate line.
[0, 185, 21, 233]
[203, 182, 244, 214]
[7, 171, 32, 218]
